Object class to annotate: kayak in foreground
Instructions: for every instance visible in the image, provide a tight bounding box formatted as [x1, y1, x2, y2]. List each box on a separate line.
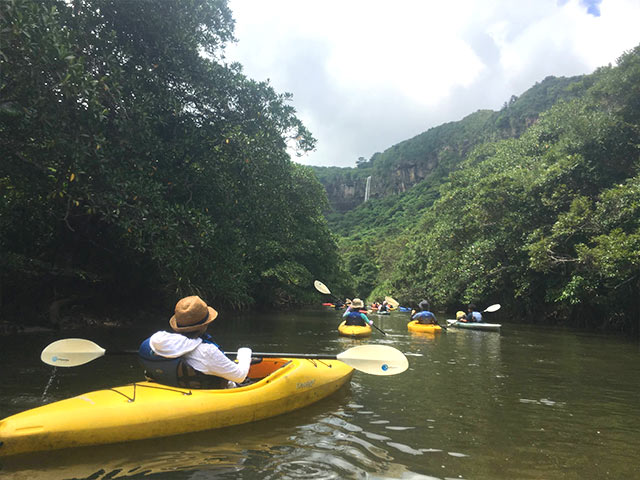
[407, 320, 442, 333]
[338, 320, 372, 338]
[446, 320, 501, 332]
[0, 357, 353, 457]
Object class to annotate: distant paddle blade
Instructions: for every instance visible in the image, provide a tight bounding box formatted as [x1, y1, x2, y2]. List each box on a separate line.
[41, 338, 106, 367]
[385, 296, 399, 308]
[314, 280, 331, 295]
[337, 345, 408, 376]
[484, 304, 501, 313]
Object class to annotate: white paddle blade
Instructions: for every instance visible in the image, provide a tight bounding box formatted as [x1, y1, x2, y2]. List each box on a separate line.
[384, 296, 400, 308]
[337, 345, 408, 376]
[484, 304, 501, 313]
[41, 338, 106, 367]
[314, 280, 331, 295]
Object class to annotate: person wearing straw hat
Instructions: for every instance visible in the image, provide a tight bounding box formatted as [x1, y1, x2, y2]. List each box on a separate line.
[139, 295, 252, 389]
[343, 298, 373, 326]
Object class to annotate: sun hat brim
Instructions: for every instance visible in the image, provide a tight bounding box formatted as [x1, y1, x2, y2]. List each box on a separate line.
[170, 306, 218, 333]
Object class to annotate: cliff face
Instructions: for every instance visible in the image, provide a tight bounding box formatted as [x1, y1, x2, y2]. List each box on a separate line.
[388, 160, 436, 193]
[322, 180, 365, 212]
[314, 75, 587, 214]
[318, 159, 438, 212]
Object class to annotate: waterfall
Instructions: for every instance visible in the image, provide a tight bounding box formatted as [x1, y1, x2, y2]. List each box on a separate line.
[364, 175, 371, 202]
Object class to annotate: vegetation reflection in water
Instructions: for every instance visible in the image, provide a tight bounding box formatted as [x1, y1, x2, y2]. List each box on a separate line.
[1, 308, 639, 479]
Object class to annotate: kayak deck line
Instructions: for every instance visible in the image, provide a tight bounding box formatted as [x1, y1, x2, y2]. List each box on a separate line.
[104, 358, 301, 402]
[106, 382, 194, 403]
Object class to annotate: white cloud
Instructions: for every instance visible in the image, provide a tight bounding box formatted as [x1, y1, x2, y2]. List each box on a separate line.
[225, 0, 640, 167]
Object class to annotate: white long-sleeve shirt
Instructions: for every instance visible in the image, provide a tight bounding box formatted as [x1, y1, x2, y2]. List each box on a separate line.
[149, 331, 252, 383]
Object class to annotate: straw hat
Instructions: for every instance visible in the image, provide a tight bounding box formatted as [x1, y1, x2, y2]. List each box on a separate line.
[169, 296, 218, 333]
[351, 298, 364, 309]
[456, 311, 466, 320]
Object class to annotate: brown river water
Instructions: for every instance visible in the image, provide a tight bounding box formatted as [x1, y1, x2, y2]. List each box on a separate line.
[0, 307, 639, 479]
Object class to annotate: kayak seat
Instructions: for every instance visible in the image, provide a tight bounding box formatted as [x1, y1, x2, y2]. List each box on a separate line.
[138, 339, 227, 390]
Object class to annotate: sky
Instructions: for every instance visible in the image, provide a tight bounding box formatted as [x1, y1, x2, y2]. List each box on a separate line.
[224, 0, 640, 168]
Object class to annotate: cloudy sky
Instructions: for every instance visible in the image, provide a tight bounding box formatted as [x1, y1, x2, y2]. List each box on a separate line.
[225, 0, 640, 168]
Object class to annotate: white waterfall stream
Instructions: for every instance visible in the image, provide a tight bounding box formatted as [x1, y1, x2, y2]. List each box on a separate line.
[364, 175, 371, 202]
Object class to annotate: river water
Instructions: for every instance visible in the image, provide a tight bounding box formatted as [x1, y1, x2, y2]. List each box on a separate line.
[0, 307, 639, 479]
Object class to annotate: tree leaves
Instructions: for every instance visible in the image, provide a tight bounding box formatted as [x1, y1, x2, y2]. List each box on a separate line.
[1, 0, 336, 314]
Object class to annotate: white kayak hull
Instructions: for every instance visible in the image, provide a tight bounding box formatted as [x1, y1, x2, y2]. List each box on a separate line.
[446, 320, 501, 332]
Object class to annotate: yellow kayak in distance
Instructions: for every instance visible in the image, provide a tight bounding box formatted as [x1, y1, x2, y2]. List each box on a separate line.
[407, 320, 442, 333]
[338, 320, 372, 338]
[0, 358, 354, 457]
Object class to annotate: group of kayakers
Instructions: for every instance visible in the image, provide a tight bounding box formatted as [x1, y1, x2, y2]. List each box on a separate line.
[331, 299, 392, 313]
[342, 298, 485, 327]
[342, 298, 436, 326]
[370, 300, 391, 313]
[140, 294, 486, 393]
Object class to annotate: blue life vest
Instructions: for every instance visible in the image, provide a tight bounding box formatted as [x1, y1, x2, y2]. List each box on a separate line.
[470, 311, 483, 322]
[413, 310, 436, 324]
[344, 311, 368, 326]
[138, 335, 227, 389]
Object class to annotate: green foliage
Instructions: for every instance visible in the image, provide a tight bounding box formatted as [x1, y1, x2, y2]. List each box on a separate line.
[392, 46, 640, 331]
[0, 0, 338, 316]
[314, 75, 590, 215]
[324, 44, 640, 334]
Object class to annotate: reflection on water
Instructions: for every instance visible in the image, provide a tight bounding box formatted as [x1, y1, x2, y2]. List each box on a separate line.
[1, 309, 639, 479]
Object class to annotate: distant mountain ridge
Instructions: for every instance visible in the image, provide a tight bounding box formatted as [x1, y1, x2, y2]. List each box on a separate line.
[313, 74, 592, 213]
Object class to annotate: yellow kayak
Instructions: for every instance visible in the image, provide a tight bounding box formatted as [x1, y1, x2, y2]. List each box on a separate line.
[407, 320, 442, 333]
[0, 358, 354, 457]
[338, 320, 372, 338]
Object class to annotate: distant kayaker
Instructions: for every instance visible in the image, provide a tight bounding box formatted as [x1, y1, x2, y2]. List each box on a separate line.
[343, 298, 373, 326]
[139, 295, 252, 389]
[378, 300, 390, 313]
[411, 299, 438, 325]
[464, 303, 483, 323]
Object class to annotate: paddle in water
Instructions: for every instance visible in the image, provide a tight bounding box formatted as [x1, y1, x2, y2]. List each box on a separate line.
[41, 339, 408, 375]
[314, 280, 387, 336]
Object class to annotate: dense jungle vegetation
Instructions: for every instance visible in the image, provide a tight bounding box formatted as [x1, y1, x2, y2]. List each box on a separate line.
[0, 0, 342, 325]
[320, 46, 640, 335]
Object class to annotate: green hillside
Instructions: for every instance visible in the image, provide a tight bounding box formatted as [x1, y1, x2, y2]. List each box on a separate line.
[321, 46, 640, 335]
[314, 74, 593, 214]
